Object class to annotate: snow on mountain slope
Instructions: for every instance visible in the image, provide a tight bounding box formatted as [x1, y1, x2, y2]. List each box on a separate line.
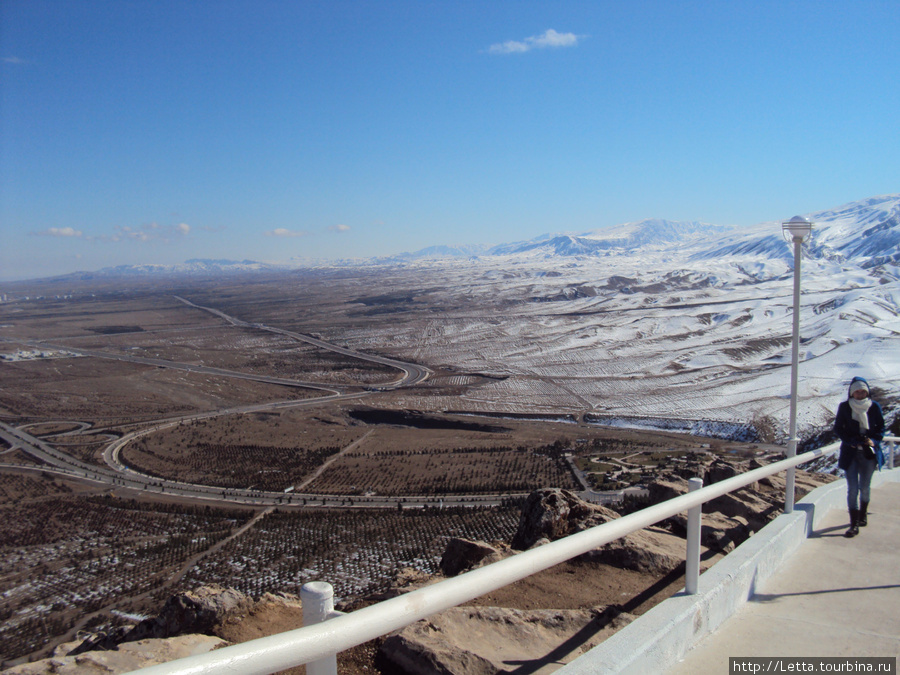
[488, 219, 732, 257]
[37, 194, 898, 442]
[807, 195, 900, 264]
[388, 244, 492, 260]
[52, 259, 289, 280]
[689, 194, 900, 266]
[406, 194, 900, 272]
[332, 195, 899, 440]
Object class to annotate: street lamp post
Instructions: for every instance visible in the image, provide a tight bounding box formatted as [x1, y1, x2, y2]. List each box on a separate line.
[782, 215, 813, 514]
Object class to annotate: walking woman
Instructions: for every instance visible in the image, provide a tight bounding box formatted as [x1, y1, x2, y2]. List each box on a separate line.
[834, 376, 885, 538]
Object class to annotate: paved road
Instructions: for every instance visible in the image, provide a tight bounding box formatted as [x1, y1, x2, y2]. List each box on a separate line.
[1, 291, 437, 508]
[2, 420, 518, 509]
[1, 298, 600, 510]
[174, 295, 431, 388]
[1, 296, 430, 396]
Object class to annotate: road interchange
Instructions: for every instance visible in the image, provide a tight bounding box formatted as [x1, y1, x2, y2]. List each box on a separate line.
[2, 299, 525, 509]
[3, 297, 632, 507]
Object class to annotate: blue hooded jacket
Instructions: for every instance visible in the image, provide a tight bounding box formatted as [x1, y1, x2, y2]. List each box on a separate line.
[833, 376, 885, 470]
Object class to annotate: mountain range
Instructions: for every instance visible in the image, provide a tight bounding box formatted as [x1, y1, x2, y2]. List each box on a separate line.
[44, 193, 898, 279]
[11, 194, 898, 439]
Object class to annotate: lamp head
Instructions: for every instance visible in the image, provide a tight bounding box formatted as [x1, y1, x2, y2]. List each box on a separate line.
[782, 215, 813, 242]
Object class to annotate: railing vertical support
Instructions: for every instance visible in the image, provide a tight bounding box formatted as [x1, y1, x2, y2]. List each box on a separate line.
[888, 440, 896, 470]
[301, 582, 338, 675]
[685, 477, 703, 595]
[783, 219, 810, 516]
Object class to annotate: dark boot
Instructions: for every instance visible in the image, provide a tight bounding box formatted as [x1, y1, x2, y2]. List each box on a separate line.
[859, 501, 869, 527]
[845, 509, 859, 538]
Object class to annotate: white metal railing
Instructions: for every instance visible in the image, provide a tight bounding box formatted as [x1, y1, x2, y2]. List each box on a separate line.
[128, 437, 898, 675]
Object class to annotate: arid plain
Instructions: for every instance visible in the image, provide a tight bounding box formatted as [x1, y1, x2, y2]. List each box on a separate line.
[0, 267, 810, 667]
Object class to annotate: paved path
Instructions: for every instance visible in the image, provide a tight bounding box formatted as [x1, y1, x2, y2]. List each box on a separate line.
[669, 481, 900, 672]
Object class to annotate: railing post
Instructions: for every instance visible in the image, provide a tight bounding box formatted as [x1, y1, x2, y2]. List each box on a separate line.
[888, 440, 896, 470]
[685, 477, 703, 595]
[784, 439, 796, 514]
[301, 582, 338, 675]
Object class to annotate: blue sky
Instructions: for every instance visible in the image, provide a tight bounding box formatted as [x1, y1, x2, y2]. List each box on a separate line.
[1, 1, 898, 281]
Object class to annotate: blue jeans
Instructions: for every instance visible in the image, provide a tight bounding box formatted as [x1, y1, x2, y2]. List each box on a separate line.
[845, 455, 876, 510]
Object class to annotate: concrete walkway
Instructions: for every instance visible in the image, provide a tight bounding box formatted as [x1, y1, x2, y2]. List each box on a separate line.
[668, 480, 900, 671]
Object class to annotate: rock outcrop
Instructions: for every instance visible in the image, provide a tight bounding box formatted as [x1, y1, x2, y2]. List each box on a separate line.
[375, 488, 689, 674]
[13, 587, 304, 675]
[439, 538, 506, 577]
[2, 635, 228, 675]
[126, 584, 254, 643]
[512, 488, 615, 550]
[511, 488, 685, 574]
[66, 584, 254, 655]
[650, 460, 836, 542]
[379, 606, 634, 675]
[12, 461, 838, 675]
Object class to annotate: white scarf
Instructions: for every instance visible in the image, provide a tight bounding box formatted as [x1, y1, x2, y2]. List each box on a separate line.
[849, 397, 872, 432]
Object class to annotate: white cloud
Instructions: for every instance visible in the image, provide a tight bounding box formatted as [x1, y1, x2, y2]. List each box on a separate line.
[328, 224, 351, 233]
[487, 29, 584, 55]
[113, 226, 149, 242]
[32, 227, 83, 237]
[266, 228, 310, 238]
[2, 56, 28, 65]
[109, 222, 192, 243]
[30, 220, 195, 244]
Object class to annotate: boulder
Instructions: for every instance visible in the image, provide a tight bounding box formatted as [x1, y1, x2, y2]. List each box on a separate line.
[3, 635, 227, 675]
[579, 526, 687, 573]
[67, 585, 254, 656]
[647, 477, 690, 504]
[122, 584, 253, 643]
[379, 605, 633, 675]
[440, 538, 504, 577]
[666, 511, 752, 552]
[703, 458, 749, 485]
[511, 489, 618, 550]
[512, 488, 684, 574]
[706, 487, 779, 528]
[213, 591, 303, 644]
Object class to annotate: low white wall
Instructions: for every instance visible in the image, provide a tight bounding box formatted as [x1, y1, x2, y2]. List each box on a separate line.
[557, 468, 900, 675]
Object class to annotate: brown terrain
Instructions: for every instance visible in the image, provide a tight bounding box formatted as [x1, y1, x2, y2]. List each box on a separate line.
[0, 274, 848, 672]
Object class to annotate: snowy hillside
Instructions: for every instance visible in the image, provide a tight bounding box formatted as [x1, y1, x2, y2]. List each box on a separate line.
[330, 194, 899, 441]
[489, 219, 733, 256]
[49, 259, 290, 280]
[34, 194, 900, 441]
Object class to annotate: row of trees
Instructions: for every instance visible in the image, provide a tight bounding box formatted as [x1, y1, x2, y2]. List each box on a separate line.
[310, 445, 576, 495]
[0, 496, 250, 662]
[176, 505, 521, 600]
[124, 440, 341, 490]
[1, 491, 526, 662]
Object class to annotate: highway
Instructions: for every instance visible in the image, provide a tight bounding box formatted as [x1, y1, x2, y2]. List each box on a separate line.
[2, 298, 629, 508]
[173, 296, 431, 388]
[0, 300, 521, 509]
[2, 420, 514, 509]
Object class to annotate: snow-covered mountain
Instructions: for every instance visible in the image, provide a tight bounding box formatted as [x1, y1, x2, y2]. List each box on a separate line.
[388, 244, 492, 260]
[390, 194, 899, 271]
[55, 194, 899, 279]
[7, 194, 897, 444]
[488, 219, 733, 257]
[690, 194, 900, 267]
[331, 193, 899, 442]
[48, 258, 290, 280]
